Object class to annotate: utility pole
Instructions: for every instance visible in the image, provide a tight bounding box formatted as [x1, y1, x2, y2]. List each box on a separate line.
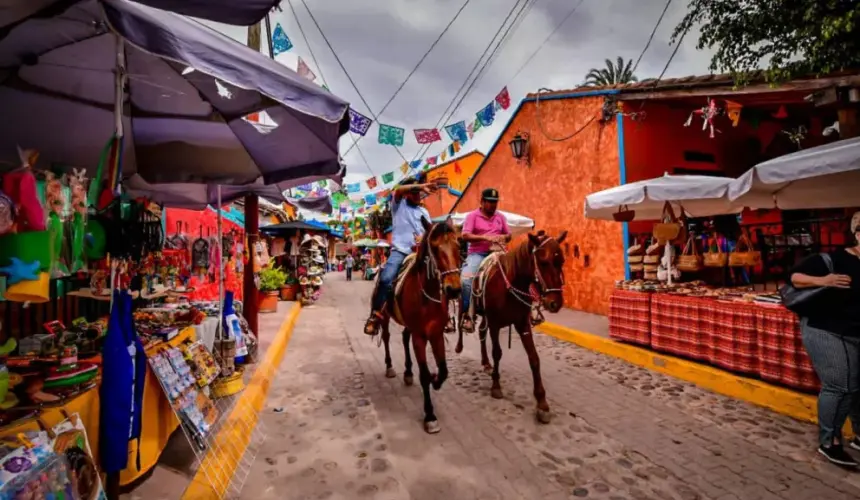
[243, 21, 262, 337]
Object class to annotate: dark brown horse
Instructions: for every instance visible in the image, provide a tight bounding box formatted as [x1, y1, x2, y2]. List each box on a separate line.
[455, 231, 567, 423]
[378, 218, 462, 433]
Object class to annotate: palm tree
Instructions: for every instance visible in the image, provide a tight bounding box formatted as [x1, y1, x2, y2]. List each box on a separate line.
[584, 57, 638, 87]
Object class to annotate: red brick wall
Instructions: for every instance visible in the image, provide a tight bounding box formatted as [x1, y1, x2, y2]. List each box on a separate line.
[452, 96, 624, 315]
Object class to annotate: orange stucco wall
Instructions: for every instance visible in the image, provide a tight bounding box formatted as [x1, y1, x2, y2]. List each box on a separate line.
[452, 96, 624, 315]
[422, 151, 484, 218]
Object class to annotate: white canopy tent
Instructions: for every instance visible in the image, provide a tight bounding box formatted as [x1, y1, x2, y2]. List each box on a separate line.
[728, 137, 860, 210]
[584, 174, 742, 221]
[435, 210, 535, 236]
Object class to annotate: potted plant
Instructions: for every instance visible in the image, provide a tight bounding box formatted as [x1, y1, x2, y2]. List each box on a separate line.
[258, 266, 287, 313]
[280, 272, 300, 301]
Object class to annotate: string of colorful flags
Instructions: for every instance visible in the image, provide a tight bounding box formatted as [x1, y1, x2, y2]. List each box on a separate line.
[271, 22, 513, 220]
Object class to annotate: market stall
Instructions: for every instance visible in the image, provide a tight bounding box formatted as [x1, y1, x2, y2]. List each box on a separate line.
[0, 0, 350, 497]
[585, 166, 860, 394]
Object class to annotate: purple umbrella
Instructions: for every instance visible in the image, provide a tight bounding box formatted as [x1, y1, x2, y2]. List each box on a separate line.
[1, 0, 281, 28]
[0, 0, 350, 191]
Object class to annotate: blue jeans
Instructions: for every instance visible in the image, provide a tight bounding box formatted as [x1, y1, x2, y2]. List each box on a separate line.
[372, 250, 408, 311]
[461, 252, 489, 315]
[801, 318, 860, 447]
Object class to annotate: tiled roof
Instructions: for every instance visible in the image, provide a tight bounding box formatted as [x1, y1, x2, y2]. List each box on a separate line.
[527, 69, 860, 99]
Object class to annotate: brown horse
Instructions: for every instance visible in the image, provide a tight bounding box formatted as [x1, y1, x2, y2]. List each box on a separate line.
[455, 231, 567, 423]
[378, 218, 462, 433]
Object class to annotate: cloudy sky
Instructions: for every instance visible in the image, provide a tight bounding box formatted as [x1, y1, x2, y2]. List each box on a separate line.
[209, 0, 713, 188]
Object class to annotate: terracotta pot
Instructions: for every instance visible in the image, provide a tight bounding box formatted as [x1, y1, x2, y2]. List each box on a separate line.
[279, 284, 299, 301]
[258, 291, 280, 313]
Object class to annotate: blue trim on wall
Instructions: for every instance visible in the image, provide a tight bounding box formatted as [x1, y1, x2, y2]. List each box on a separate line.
[449, 88, 621, 214]
[447, 187, 462, 197]
[616, 112, 630, 280]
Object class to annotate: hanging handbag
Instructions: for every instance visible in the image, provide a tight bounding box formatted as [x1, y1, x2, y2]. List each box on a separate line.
[779, 254, 833, 316]
[653, 202, 681, 243]
[677, 234, 703, 272]
[643, 238, 661, 264]
[703, 236, 727, 268]
[729, 232, 761, 267]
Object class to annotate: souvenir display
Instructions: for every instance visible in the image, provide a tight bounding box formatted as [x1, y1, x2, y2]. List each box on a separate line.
[0, 436, 78, 500]
[51, 415, 106, 500]
[179, 341, 220, 388]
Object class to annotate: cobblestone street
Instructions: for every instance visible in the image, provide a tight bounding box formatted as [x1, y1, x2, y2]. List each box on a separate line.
[241, 273, 860, 500]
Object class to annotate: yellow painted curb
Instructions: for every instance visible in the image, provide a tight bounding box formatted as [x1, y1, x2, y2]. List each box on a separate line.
[538, 321, 821, 425]
[182, 302, 302, 500]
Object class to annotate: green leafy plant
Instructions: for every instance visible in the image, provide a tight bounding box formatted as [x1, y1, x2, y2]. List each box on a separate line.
[285, 272, 299, 286]
[674, 0, 860, 86]
[258, 266, 287, 292]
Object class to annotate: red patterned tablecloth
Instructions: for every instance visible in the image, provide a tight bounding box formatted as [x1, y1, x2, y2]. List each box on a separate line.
[608, 289, 652, 346]
[703, 300, 759, 376]
[650, 294, 712, 361]
[755, 305, 820, 392]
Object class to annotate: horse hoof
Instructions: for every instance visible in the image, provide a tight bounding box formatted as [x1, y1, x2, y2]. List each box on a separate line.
[490, 387, 503, 400]
[385, 367, 396, 378]
[404, 375, 414, 386]
[455, 343, 463, 354]
[536, 408, 552, 424]
[424, 420, 441, 434]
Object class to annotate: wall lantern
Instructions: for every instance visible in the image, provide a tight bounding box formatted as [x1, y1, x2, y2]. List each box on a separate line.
[508, 132, 530, 165]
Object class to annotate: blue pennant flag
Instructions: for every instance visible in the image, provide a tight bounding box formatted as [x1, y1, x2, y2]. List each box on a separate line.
[409, 159, 423, 170]
[348, 109, 373, 136]
[272, 23, 293, 56]
[476, 102, 497, 127]
[364, 193, 377, 205]
[346, 183, 361, 193]
[444, 121, 469, 144]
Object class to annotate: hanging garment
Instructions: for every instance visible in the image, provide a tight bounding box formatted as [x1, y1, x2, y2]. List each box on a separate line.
[270, 238, 286, 257]
[99, 291, 146, 474]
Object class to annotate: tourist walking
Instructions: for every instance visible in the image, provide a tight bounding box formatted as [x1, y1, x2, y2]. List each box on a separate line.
[790, 211, 860, 466]
[345, 254, 354, 281]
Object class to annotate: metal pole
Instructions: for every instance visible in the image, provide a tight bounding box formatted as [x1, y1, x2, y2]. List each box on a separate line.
[243, 21, 263, 337]
[217, 186, 224, 335]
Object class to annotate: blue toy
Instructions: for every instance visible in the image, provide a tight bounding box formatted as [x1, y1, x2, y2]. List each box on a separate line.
[0, 258, 40, 285]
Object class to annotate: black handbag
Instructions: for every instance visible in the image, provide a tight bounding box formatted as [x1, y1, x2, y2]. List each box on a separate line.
[779, 253, 833, 316]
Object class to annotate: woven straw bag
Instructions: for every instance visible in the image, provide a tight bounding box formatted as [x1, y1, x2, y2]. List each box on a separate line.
[703, 236, 727, 268]
[677, 235, 703, 272]
[627, 238, 644, 264]
[653, 202, 681, 243]
[729, 232, 762, 267]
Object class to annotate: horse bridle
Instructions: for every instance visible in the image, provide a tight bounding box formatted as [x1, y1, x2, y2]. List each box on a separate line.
[494, 237, 564, 307]
[422, 229, 460, 304]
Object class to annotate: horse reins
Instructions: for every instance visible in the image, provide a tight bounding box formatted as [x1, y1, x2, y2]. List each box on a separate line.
[493, 237, 563, 307]
[421, 228, 459, 304]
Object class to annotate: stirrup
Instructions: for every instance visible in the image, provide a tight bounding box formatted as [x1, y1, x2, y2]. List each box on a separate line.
[461, 317, 475, 333]
[364, 312, 382, 335]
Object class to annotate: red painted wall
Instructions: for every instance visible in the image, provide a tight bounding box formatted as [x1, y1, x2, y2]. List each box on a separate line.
[453, 96, 624, 315]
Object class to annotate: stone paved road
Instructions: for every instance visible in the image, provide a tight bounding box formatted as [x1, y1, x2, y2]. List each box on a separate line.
[241, 273, 860, 500]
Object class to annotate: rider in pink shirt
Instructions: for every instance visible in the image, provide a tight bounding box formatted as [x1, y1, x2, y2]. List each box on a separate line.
[460, 188, 511, 332]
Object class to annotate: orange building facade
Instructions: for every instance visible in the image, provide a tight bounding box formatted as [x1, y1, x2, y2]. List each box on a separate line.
[421, 151, 484, 218]
[451, 91, 624, 315]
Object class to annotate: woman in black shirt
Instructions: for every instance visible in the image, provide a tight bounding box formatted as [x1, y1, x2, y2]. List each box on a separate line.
[790, 212, 860, 466]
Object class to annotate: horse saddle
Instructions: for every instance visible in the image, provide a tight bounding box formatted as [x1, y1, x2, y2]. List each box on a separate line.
[470, 252, 503, 315]
[377, 253, 416, 325]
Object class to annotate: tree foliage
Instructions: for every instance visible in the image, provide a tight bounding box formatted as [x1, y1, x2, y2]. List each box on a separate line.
[674, 0, 860, 86]
[584, 57, 638, 87]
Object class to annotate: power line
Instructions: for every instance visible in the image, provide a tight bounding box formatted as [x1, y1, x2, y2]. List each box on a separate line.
[341, 0, 473, 158]
[411, 0, 529, 162]
[288, 0, 329, 88]
[508, 0, 585, 84]
[632, 0, 672, 75]
[299, 0, 411, 171]
[470, 0, 537, 94]
[288, 0, 375, 177]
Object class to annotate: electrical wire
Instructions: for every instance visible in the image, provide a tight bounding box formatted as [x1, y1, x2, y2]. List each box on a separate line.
[299, 0, 410, 170]
[508, 0, 585, 84]
[341, 0, 473, 158]
[411, 0, 529, 162]
[289, 0, 375, 176]
[631, 0, 672, 75]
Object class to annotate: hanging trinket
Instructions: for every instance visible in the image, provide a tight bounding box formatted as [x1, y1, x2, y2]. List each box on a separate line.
[782, 125, 807, 149]
[684, 98, 721, 138]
